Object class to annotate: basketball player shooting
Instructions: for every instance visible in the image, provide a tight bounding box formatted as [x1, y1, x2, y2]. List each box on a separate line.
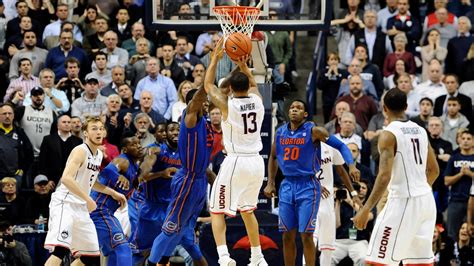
[352, 88, 440, 265]
[206, 38, 267, 266]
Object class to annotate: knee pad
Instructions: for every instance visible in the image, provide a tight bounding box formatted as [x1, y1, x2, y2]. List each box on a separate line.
[80, 255, 100, 266]
[52, 246, 70, 260]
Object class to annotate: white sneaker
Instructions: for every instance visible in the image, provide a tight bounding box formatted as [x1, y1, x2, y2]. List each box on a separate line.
[248, 257, 268, 266]
[219, 256, 236, 266]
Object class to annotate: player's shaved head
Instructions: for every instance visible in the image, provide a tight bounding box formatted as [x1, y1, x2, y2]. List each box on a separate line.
[383, 88, 407, 113]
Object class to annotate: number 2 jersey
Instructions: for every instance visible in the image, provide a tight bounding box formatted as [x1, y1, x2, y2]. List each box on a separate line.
[52, 143, 103, 204]
[384, 120, 432, 198]
[222, 93, 264, 154]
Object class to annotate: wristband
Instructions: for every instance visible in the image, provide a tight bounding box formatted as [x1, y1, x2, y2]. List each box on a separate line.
[350, 190, 358, 197]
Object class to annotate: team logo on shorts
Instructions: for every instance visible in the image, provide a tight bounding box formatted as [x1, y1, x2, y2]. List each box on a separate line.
[61, 230, 69, 239]
[164, 221, 178, 232]
[113, 233, 124, 242]
[311, 219, 317, 227]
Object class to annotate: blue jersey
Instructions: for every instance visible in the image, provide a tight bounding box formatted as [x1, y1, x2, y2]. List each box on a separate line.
[276, 121, 318, 176]
[91, 154, 139, 213]
[178, 111, 213, 175]
[142, 142, 181, 203]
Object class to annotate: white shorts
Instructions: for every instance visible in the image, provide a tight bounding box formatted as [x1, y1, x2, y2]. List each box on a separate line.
[314, 196, 335, 251]
[366, 193, 436, 265]
[44, 197, 100, 256]
[209, 154, 264, 216]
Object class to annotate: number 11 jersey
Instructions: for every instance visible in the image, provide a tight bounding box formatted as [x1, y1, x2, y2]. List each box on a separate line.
[222, 94, 264, 154]
[384, 120, 431, 198]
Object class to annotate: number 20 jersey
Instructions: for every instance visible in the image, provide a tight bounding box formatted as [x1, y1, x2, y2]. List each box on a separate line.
[222, 93, 264, 154]
[384, 120, 431, 198]
[276, 121, 317, 177]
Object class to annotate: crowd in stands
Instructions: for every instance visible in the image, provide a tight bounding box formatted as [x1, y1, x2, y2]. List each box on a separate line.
[0, 0, 472, 265]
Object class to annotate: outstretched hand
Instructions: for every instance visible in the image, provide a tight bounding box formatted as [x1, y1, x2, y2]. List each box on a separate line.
[236, 55, 251, 73]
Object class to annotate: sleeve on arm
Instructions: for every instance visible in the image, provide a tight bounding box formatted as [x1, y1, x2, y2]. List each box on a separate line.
[326, 135, 354, 164]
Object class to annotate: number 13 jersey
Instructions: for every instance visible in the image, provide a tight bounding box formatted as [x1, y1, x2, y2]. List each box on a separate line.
[222, 94, 264, 154]
[384, 120, 431, 198]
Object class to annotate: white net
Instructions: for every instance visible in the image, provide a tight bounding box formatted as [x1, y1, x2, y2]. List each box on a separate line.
[213, 6, 261, 38]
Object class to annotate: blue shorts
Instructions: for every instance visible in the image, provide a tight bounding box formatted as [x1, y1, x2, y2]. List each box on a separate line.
[278, 176, 321, 233]
[162, 171, 207, 235]
[128, 190, 144, 236]
[129, 200, 168, 253]
[90, 209, 128, 256]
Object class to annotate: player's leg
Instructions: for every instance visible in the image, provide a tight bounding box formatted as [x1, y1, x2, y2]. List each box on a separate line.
[278, 178, 299, 266]
[45, 199, 75, 266]
[45, 246, 70, 266]
[300, 232, 316, 266]
[316, 196, 336, 266]
[282, 230, 298, 266]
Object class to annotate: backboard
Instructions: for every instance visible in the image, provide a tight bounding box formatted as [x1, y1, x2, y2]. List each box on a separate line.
[146, 0, 332, 31]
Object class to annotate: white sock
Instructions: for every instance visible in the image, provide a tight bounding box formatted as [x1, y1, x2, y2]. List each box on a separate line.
[250, 245, 263, 260]
[217, 245, 230, 258]
[320, 250, 332, 266]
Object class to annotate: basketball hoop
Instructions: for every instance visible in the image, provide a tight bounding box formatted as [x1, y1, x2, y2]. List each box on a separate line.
[213, 5, 261, 39]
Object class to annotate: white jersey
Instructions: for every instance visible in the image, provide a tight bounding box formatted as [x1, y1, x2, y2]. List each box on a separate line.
[318, 142, 345, 195]
[384, 120, 431, 198]
[222, 93, 264, 154]
[53, 143, 103, 204]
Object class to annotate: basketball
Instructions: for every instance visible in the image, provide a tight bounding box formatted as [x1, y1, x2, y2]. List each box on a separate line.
[224, 32, 252, 62]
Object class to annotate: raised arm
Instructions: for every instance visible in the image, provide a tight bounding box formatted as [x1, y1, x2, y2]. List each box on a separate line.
[204, 37, 228, 116]
[184, 86, 208, 128]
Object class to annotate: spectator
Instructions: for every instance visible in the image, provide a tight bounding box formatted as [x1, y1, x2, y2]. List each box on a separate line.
[77, 4, 110, 37]
[4, 57, 39, 105]
[82, 17, 109, 55]
[0, 4, 8, 52]
[98, 30, 129, 70]
[190, 63, 205, 88]
[386, 0, 421, 54]
[337, 58, 378, 101]
[23, 69, 70, 114]
[4, 16, 36, 57]
[353, 44, 385, 98]
[159, 43, 186, 89]
[428, 117, 453, 217]
[200, 33, 235, 84]
[0, 178, 25, 225]
[98, 136, 120, 169]
[5, 0, 37, 42]
[132, 91, 166, 127]
[432, 224, 455, 266]
[435, 74, 472, 122]
[0, 104, 33, 188]
[318, 53, 347, 123]
[8, 30, 47, 79]
[423, 0, 458, 32]
[445, 16, 474, 81]
[440, 97, 470, 149]
[42, 21, 82, 50]
[171, 80, 193, 122]
[117, 83, 139, 113]
[415, 59, 447, 102]
[346, 9, 392, 71]
[195, 30, 219, 57]
[71, 78, 108, 121]
[423, 8, 458, 49]
[110, 8, 132, 44]
[444, 130, 474, 240]
[16, 86, 56, 178]
[335, 111, 363, 152]
[55, 57, 86, 104]
[133, 57, 178, 120]
[127, 37, 151, 87]
[411, 97, 434, 129]
[344, 142, 374, 185]
[121, 22, 154, 57]
[265, 25, 293, 85]
[174, 36, 202, 79]
[101, 65, 125, 97]
[42, 4, 82, 43]
[0, 221, 32, 265]
[38, 114, 82, 185]
[421, 29, 448, 82]
[384, 58, 419, 90]
[114, 0, 144, 25]
[103, 94, 123, 147]
[44, 30, 89, 82]
[336, 74, 378, 131]
[70, 116, 82, 139]
[383, 33, 416, 77]
[23, 174, 52, 226]
[209, 105, 223, 161]
[460, 43, 474, 83]
[86, 51, 112, 88]
[395, 73, 421, 117]
[325, 101, 364, 136]
[377, 0, 398, 33]
[132, 112, 155, 147]
[453, 223, 474, 264]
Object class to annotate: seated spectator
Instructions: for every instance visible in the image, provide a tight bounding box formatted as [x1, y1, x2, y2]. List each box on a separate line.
[337, 58, 378, 101]
[415, 59, 447, 102]
[325, 101, 364, 136]
[86, 51, 112, 88]
[159, 43, 186, 89]
[440, 97, 470, 149]
[4, 57, 40, 105]
[386, 0, 420, 54]
[453, 223, 474, 264]
[71, 78, 108, 121]
[23, 174, 52, 226]
[117, 83, 139, 113]
[101, 65, 125, 97]
[190, 63, 206, 88]
[127, 37, 151, 87]
[432, 224, 455, 266]
[0, 177, 25, 225]
[23, 69, 70, 114]
[410, 97, 434, 129]
[38, 114, 82, 185]
[174, 36, 202, 79]
[423, 8, 457, 49]
[354, 44, 384, 99]
[42, 21, 82, 50]
[131, 112, 155, 147]
[42, 4, 82, 44]
[0, 221, 32, 265]
[171, 80, 193, 122]
[77, 4, 110, 37]
[200, 33, 235, 84]
[132, 91, 166, 128]
[460, 43, 474, 83]
[445, 16, 473, 81]
[98, 30, 129, 70]
[383, 33, 416, 77]
[121, 22, 154, 57]
[82, 17, 109, 55]
[8, 30, 48, 80]
[395, 73, 421, 118]
[434, 74, 472, 123]
[384, 59, 419, 90]
[318, 53, 347, 123]
[421, 28, 448, 82]
[335, 111, 363, 152]
[103, 94, 124, 147]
